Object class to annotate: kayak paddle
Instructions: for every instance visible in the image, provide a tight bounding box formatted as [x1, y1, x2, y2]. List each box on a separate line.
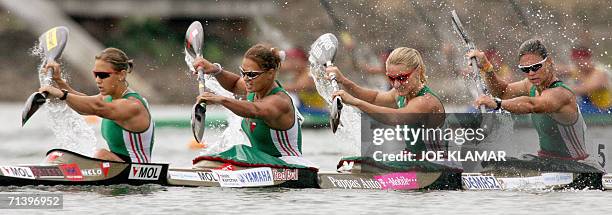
[21, 26, 69, 126]
[309, 33, 342, 133]
[450, 10, 488, 113]
[185, 21, 207, 143]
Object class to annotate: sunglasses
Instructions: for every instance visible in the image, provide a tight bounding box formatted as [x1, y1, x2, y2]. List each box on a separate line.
[386, 67, 417, 83]
[239, 67, 266, 80]
[93, 71, 112, 79]
[518, 58, 547, 73]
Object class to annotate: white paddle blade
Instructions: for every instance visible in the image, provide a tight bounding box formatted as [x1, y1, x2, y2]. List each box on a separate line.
[185, 21, 204, 58]
[308, 33, 338, 66]
[38, 26, 69, 61]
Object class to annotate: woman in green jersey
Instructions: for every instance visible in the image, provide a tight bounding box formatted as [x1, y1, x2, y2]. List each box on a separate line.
[327, 47, 448, 157]
[39, 48, 154, 163]
[193, 44, 304, 160]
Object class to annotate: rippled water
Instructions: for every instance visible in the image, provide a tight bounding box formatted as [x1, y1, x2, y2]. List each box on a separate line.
[1, 103, 612, 214]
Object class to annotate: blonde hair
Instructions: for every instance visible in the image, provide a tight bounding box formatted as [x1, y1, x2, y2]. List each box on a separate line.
[385, 47, 426, 84]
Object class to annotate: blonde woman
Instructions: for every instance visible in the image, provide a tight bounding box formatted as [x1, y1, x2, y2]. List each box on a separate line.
[39, 48, 154, 163]
[326, 47, 446, 156]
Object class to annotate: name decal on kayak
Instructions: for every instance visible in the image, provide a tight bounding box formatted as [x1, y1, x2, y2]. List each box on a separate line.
[212, 167, 274, 187]
[30, 166, 64, 179]
[462, 175, 501, 190]
[0, 166, 35, 179]
[325, 176, 382, 189]
[129, 164, 162, 180]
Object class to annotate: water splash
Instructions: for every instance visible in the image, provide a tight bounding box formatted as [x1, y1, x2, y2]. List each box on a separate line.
[309, 63, 361, 155]
[184, 50, 249, 155]
[31, 44, 98, 156]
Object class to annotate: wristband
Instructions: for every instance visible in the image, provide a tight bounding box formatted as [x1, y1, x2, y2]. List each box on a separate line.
[494, 97, 502, 110]
[59, 89, 69, 100]
[211, 63, 223, 76]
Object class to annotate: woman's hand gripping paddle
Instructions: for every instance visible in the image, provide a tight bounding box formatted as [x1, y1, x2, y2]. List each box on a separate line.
[185, 21, 207, 143]
[309, 33, 343, 133]
[21, 26, 69, 126]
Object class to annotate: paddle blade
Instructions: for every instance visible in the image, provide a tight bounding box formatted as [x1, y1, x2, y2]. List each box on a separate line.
[38, 26, 69, 61]
[21, 92, 47, 126]
[185, 21, 204, 58]
[308, 33, 338, 66]
[330, 96, 343, 133]
[191, 102, 207, 143]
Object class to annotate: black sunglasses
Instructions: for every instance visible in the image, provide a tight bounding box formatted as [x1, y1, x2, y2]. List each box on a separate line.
[518, 58, 547, 73]
[93, 72, 112, 79]
[239, 67, 266, 80]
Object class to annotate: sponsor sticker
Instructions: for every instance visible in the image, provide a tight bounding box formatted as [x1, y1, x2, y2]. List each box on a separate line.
[212, 167, 274, 187]
[542, 173, 573, 186]
[59, 164, 83, 181]
[215, 163, 235, 171]
[272, 169, 299, 181]
[461, 175, 501, 190]
[168, 171, 201, 181]
[603, 175, 612, 189]
[373, 172, 419, 190]
[100, 162, 110, 177]
[30, 166, 64, 179]
[46, 27, 58, 51]
[129, 164, 162, 180]
[81, 168, 103, 177]
[197, 171, 219, 182]
[0, 166, 35, 179]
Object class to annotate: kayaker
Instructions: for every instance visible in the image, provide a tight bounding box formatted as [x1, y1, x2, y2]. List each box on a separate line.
[470, 39, 589, 160]
[193, 44, 307, 164]
[325, 47, 448, 157]
[39, 48, 154, 163]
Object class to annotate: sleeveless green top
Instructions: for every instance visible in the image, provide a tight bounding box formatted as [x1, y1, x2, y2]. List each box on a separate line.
[529, 81, 588, 159]
[241, 82, 302, 157]
[101, 92, 155, 163]
[395, 86, 447, 154]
